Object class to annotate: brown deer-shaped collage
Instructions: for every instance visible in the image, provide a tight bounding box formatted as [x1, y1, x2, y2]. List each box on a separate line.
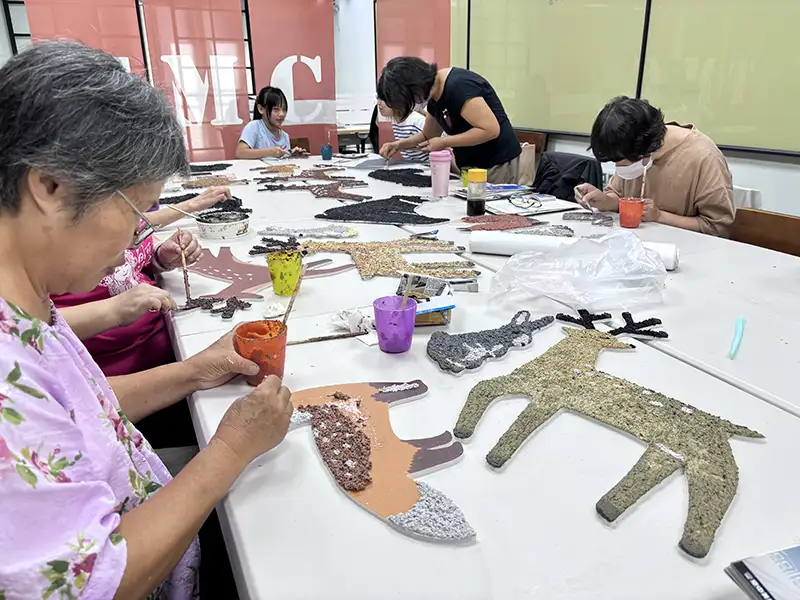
[289, 381, 475, 542]
[453, 311, 764, 558]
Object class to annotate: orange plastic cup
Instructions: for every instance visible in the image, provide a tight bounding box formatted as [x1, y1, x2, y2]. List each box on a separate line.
[233, 320, 288, 386]
[619, 197, 644, 228]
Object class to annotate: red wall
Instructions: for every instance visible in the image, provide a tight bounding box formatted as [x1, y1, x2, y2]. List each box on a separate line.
[140, 0, 251, 161]
[25, 0, 146, 76]
[374, 0, 451, 146]
[248, 0, 338, 152]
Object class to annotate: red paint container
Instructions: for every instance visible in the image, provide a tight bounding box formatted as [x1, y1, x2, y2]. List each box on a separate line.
[233, 320, 288, 385]
[619, 197, 644, 228]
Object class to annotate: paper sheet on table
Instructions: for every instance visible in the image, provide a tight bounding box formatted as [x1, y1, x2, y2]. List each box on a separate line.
[486, 198, 580, 216]
[469, 230, 680, 271]
[349, 157, 420, 169]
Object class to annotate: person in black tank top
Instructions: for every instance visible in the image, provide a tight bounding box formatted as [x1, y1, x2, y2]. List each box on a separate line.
[377, 57, 521, 184]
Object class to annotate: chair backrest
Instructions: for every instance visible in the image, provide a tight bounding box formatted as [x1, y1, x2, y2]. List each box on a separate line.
[290, 137, 310, 152]
[730, 208, 800, 256]
[515, 130, 548, 161]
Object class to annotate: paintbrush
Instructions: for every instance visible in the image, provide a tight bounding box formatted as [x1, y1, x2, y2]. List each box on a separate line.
[177, 227, 191, 301]
[281, 266, 307, 328]
[287, 331, 367, 346]
[165, 205, 198, 220]
[400, 273, 415, 310]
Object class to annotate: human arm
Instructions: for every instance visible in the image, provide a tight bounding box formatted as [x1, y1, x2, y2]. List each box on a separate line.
[0, 344, 290, 600]
[575, 181, 621, 212]
[59, 285, 176, 340]
[235, 121, 290, 159]
[379, 114, 444, 158]
[642, 156, 734, 236]
[148, 187, 231, 228]
[107, 331, 260, 423]
[236, 142, 289, 160]
[114, 376, 292, 599]
[419, 97, 500, 152]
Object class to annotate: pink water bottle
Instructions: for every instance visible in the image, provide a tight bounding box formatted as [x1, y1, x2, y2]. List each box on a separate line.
[430, 150, 452, 199]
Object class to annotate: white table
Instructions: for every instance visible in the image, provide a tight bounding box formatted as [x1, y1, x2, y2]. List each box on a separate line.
[161, 158, 800, 600]
[180, 301, 800, 600]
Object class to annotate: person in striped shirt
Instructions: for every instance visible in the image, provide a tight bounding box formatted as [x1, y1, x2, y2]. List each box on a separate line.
[378, 99, 429, 162]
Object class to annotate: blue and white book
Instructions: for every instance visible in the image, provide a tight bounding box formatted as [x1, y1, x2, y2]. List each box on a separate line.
[726, 544, 800, 599]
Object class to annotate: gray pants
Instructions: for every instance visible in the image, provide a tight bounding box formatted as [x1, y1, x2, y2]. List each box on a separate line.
[488, 156, 520, 184]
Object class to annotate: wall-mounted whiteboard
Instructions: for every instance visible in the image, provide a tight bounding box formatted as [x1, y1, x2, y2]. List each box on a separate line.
[641, 0, 800, 153]
[468, 0, 647, 134]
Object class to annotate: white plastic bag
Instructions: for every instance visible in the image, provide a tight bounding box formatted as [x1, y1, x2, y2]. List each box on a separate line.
[490, 229, 667, 310]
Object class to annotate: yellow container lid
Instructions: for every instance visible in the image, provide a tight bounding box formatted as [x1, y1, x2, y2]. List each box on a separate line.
[467, 168, 487, 183]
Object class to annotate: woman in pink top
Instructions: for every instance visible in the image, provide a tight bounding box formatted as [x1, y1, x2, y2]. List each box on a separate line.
[53, 187, 228, 377]
[0, 42, 292, 599]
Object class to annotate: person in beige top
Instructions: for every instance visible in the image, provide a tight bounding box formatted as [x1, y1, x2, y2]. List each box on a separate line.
[576, 97, 735, 237]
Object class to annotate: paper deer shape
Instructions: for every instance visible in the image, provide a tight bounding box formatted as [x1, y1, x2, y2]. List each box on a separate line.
[188, 247, 355, 300]
[453, 321, 764, 558]
[290, 380, 475, 542]
[427, 311, 554, 374]
[301, 239, 480, 280]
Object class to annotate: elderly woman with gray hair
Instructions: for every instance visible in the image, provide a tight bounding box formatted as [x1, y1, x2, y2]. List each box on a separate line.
[0, 42, 292, 599]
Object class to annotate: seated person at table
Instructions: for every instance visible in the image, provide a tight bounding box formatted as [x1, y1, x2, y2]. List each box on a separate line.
[576, 96, 735, 237]
[377, 57, 521, 183]
[53, 187, 228, 378]
[378, 99, 429, 162]
[236, 86, 306, 159]
[0, 42, 292, 598]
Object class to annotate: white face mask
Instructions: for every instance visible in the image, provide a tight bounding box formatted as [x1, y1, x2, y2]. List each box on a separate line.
[616, 157, 652, 180]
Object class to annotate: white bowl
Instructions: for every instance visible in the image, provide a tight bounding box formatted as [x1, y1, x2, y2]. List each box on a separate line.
[197, 211, 250, 240]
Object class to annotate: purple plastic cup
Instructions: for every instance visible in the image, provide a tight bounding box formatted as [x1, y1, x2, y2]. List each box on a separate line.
[373, 295, 417, 353]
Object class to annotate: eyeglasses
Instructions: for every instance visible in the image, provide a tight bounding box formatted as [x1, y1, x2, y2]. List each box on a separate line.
[117, 190, 160, 249]
[509, 194, 543, 210]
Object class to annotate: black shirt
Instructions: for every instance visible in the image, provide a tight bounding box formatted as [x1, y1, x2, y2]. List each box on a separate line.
[427, 68, 521, 170]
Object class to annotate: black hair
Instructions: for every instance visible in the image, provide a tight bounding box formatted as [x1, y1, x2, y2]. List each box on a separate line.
[254, 86, 288, 122]
[377, 57, 438, 122]
[589, 96, 667, 163]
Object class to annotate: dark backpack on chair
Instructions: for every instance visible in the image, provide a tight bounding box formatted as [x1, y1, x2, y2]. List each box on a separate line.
[533, 151, 604, 200]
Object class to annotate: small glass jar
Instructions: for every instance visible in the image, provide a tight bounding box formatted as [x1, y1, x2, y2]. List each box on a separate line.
[466, 168, 488, 216]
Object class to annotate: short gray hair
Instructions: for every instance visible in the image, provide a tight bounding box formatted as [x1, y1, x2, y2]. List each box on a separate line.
[0, 41, 188, 217]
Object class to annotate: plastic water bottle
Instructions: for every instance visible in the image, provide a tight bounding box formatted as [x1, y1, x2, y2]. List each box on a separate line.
[430, 150, 452, 199]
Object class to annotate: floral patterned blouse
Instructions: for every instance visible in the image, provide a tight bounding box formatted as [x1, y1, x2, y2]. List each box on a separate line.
[0, 298, 199, 599]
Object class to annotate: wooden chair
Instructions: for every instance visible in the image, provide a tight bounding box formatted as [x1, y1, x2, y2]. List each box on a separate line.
[290, 137, 310, 153]
[730, 208, 800, 257]
[515, 130, 549, 162]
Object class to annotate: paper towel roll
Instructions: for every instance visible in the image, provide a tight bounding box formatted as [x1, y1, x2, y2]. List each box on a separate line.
[469, 230, 679, 271]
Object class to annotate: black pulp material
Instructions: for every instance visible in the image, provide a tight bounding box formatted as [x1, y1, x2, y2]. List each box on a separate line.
[189, 163, 233, 173]
[209, 297, 252, 320]
[159, 192, 200, 205]
[609, 312, 669, 339]
[556, 310, 613, 330]
[466, 200, 486, 216]
[196, 197, 252, 221]
[249, 237, 301, 256]
[368, 168, 431, 187]
[315, 195, 449, 226]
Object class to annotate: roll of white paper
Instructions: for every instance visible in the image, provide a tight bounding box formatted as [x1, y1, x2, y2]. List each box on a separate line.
[469, 230, 679, 271]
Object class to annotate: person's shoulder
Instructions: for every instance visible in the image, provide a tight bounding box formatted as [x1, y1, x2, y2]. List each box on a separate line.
[241, 120, 260, 134]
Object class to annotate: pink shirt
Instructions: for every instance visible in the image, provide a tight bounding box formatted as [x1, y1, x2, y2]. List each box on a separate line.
[52, 238, 174, 377]
[0, 297, 198, 598]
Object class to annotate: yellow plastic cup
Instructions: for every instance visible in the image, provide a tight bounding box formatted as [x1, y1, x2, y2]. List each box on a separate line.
[267, 250, 302, 296]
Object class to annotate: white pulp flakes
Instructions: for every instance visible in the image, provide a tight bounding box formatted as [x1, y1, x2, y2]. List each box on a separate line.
[656, 443, 685, 463]
[681, 406, 694, 414]
[387, 482, 476, 541]
[650, 401, 664, 407]
[378, 382, 420, 394]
